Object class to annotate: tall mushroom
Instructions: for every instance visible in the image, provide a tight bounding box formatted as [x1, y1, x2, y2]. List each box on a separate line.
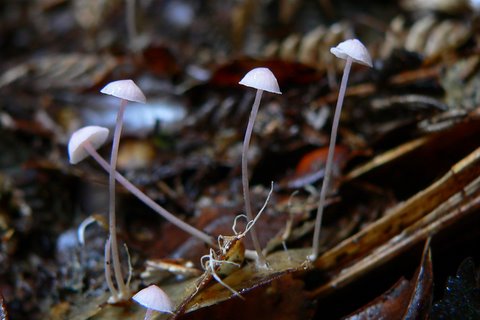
[238, 67, 281, 268]
[69, 126, 215, 302]
[100, 79, 146, 301]
[68, 126, 122, 298]
[132, 285, 173, 320]
[310, 39, 372, 261]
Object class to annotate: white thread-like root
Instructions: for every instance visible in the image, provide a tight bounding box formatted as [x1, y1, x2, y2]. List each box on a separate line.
[233, 182, 274, 238]
[199, 182, 275, 296]
[200, 249, 243, 299]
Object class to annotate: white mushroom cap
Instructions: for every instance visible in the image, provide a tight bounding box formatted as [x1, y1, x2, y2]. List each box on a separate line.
[100, 79, 147, 104]
[330, 39, 373, 67]
[239, 67, 282, 94]
[68, 126, 109, 164]
[132, 285, 173, 313]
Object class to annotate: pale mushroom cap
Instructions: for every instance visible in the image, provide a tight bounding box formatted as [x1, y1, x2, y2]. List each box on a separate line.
[132, 285, 173, 313]
[239, 67, 282, 94]
[100, 79, 147, 104]
[330, 39, 373, 67]
[68, 126, 109, 164]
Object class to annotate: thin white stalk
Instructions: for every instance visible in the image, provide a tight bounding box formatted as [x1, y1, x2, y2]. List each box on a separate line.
[310, 57, 353, 261]
[83, 142, 216, 247]
[144, 308, 154, 320]
[242, 89, 267, 267]
[109, 99, 128, 298]
[104, 238, 118, 299]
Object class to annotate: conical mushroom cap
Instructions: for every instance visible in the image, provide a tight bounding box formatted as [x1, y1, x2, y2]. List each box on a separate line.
[239, 67, 282, 94]
[68, 126, 109, 164]
[330, 39, 373, 67]
[100, 79, 146, 103]
[132, 285, 173, 313]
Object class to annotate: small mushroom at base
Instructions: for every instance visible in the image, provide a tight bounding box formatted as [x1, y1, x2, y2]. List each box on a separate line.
[132, 285, 174, 320]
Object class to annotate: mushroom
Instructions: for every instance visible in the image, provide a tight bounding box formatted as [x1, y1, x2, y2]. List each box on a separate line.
[238, 67, 282, 268]
[310, 39, 372, 261]
[68, 126, 109, 165]
[132, 285, 173, 320]
[68, 126, 215, 246]
[68, 126, 121, 298]
[100, 79, 146, 301]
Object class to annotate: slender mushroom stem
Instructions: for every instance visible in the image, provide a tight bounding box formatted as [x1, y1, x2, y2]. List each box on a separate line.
[144, 308, 154, 320]
[109, 99, 128, 298]
[242, 89, 267, 267]
[83, 142, 216, 247]
[310, 57, 353, 261]
[104, 237, 118, 298]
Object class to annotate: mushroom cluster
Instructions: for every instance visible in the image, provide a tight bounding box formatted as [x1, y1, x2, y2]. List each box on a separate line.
[67, 37, 372, 309]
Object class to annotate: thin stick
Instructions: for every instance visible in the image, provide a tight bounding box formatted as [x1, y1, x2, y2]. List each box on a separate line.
[109, 99, 128, 297]
[83, 143, 216, 247]
[242, 89, 267, 267]
[311, 57, 353, 260]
